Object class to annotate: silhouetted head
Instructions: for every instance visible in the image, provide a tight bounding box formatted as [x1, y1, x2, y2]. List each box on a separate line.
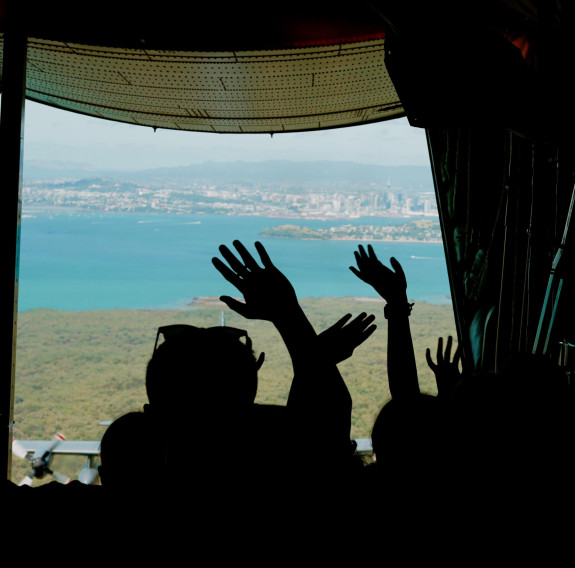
[145, 324, 262, 418]
[99, 411, 165, 489]
[367, 393, 447, 503]
[371, 393, 444, 465]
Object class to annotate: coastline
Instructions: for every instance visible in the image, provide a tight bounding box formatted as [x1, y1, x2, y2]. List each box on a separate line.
[258, 218, 442, 244]
[260, 235, 442, 244]
[22, 205, 438, 222]
[19, 211, 452, 311]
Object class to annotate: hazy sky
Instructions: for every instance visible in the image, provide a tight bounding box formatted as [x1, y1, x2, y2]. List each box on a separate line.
[21, 100, 431, 171]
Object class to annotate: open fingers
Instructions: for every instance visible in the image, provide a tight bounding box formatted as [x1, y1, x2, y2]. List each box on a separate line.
[361, 312, 376, 325]
[349, 312, 376, 331]
[345, 316, 377, 348]
[330, 313, 353, 331]
[444, 335, 453, 362]
[425, 347, 435, 369]
[346, 313, 377, 344]
[349, 265, 365, 281]
[390, 257, 406, 283]
[360, 323, 377, 342]
[436, 336, 444, 363]
[254, 241, 274, 268]
[357, 244, 368, 259]
[218, 244, 249, 275]
[212, 257, 243, 289]
[354, 245, 371, 267]
[426, 347, 437, 370]
[367, 244, 380, 261]
[232, 240, 261, 271]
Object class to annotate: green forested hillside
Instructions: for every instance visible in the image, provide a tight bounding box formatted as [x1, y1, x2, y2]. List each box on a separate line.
[12, 298, 457, 482]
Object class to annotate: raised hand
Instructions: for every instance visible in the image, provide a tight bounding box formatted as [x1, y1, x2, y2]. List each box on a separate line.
[350, 245, 418, 399]
[213, 240, 353, 469]
[317, 312, 377, 364]
[349, 245, 407, 304]
[426, 336, 462, 400]
[212, 240, 298, 322]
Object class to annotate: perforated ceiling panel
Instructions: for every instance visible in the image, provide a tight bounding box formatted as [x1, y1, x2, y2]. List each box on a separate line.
[1, 34, 403, 134]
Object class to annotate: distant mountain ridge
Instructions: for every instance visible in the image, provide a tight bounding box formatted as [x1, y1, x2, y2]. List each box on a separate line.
[24, 159, 433, 189]
[24, 160, 105, 179]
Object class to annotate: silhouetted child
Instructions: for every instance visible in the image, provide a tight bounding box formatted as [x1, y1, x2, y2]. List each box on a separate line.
[350, 246, 452, 506]
[99, 410, 166, 491]
[144, 324, 284, 498]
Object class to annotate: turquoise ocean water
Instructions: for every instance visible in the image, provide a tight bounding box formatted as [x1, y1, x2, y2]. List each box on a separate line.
[18, 211, 452, 311]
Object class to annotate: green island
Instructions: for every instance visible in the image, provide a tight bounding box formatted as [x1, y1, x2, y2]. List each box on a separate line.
[12, 298, 456, 483]
[259, 219, 442, 242]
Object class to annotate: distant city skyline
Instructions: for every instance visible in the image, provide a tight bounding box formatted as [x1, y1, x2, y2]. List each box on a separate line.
[21, 100, 431, 172]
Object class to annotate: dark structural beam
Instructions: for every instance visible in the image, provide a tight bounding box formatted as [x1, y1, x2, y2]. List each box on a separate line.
[0, 16, 27, 481]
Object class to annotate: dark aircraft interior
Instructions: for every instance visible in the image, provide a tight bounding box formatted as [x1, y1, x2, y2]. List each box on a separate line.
[2, 2, 574, 490]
